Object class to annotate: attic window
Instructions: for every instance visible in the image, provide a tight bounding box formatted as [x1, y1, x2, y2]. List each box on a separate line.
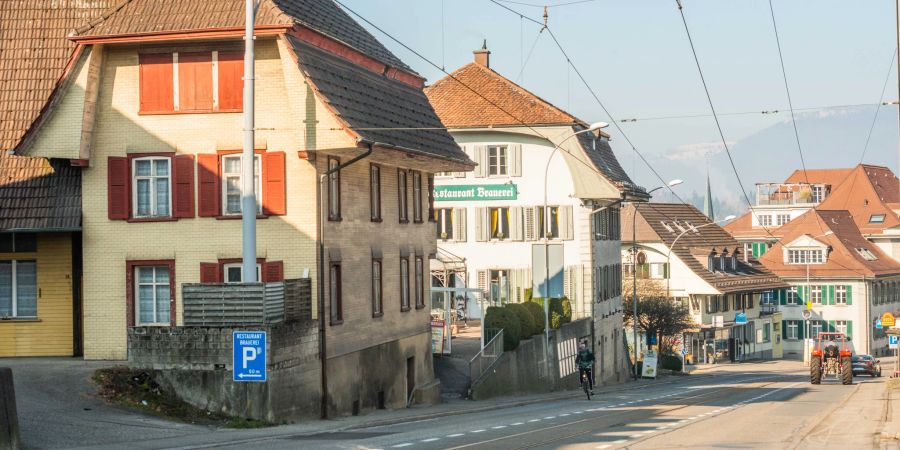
[869, 214, 886, 224]
[856, 248, 878, 261]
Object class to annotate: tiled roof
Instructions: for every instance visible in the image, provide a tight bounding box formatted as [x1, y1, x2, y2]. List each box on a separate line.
[624, 203, 787, 294]
[0, 154, 81, 231]
[73, 0, 413, 71]
[424, 62, 582, 128]
[784, 167, 853, 187]
[288, 36, 470, 164]
[0, 0, 114, 151]
[758, 209, 900, 278]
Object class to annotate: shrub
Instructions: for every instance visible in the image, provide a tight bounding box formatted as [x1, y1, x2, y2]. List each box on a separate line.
[660, 354, 683, 372]
[560, 298, 573, 323]
[506, 303, 539, 337]
[522, 302, 546, 334]
[551, 312, 563, 330]
[531, 298, 567, 329]
[484, 306, 522, 351]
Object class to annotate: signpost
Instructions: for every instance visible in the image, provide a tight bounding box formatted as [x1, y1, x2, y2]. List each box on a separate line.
[889, 335, 899, 350]
[882, 312, 896, 328]
[233, 331, 266, 382]
[876, 319, 883, 329]
[642, 349, 658, 379]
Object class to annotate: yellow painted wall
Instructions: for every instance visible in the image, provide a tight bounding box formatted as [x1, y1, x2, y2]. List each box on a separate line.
[0, 233, 74, 356]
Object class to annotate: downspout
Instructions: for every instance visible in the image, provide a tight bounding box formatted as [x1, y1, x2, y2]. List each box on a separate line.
[318, 142, 374, 419]
[863, 275, 869, 355]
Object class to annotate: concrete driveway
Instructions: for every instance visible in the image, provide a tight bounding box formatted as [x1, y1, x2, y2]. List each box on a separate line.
[1, 358, 208, 450]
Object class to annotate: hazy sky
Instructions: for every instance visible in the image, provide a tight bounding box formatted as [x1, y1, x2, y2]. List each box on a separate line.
[340, 0, 900, 210]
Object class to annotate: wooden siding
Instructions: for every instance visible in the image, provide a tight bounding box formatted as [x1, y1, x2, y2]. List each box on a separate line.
[0, 233, 74, 356]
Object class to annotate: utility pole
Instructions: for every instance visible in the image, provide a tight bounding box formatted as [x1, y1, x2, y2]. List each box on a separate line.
[896, 0, 900, 198]
[242, 0, 258, 282]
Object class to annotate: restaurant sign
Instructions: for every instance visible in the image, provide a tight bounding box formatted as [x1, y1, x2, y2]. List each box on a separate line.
[433, 184, 518, 202]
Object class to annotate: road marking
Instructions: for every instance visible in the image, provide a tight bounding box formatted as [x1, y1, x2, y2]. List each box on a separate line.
[528, 419, 541, 423]
[511, 422, 524, 426]
[560, 413, 571, 417]
[491, 426, 506, 429]
[544, 416, 556, 419]
[596, 445, 611, 449]
[657, 425, 670, 429]
[631, 434, 644, 438]
[392, 444, 412, 448]
[422, 438, 440, 442]
[447, 433, 464, 437]
[643, 430, 656, 434]
[613, 439, 627, 443]
[472, 429, 485, 433]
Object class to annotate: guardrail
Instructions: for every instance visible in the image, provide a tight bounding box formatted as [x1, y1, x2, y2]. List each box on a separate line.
[469, 329, 504, 382]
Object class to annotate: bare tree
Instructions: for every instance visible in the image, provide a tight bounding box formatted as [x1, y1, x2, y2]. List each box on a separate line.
[623, 278, 694, 356]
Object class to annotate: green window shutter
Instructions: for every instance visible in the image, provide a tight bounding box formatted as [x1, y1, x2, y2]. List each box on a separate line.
[797, 321, 804, 339]
[846, 285, 852, 306]
[826, 285, 834, 305]
[827, 320, 836, 333]
[782, 320, 787, 339]
[847, 321, 853, 340]
[798, 286, 806, 303]
[778, 289, 785, 305]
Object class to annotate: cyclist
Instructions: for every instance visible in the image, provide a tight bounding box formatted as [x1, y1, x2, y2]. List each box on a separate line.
[575, 339, 595, 394]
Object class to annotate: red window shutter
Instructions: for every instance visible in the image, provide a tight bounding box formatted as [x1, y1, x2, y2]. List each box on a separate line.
[178, 52, 214, 111]
[139, 53, 174, 113]
[173, 155, 195, 218]
[197, 154, 220, 217]
[200, 263, 221, 283]
[263, 151, 286, 215]
[217, 51, 244, 111]
[107, 156, 129, 219]
[264, 261, 284, 283]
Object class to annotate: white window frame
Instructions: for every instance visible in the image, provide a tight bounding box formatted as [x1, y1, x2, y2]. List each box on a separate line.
[487, 145, 508, 176]
[221, 154, 262, 216]
[776, 214, 790, 226]
[834, 320, 847, 336]
[0, 260, 37, 318]
[222, 263, 262, 283]
[759, 215, 772, 227]
[811, 320, 823, 339]
[787, 249, 824, 264]
[436, 208, 453, 240]
[811, 285, 822, 304]
[812, 185, 825, 203]
[132, 156, 172, 218]
[787, 321, 799, 340]
[134, 265, 170, 326]
[835, 285, 847, 304]
[787, 287, 799, 305]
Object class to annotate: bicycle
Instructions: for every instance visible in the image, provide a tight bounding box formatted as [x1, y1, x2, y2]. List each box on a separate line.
[580, 369, 592, 400]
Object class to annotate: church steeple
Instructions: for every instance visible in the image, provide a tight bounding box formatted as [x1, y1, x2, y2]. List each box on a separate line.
[703, 163, 714, 220]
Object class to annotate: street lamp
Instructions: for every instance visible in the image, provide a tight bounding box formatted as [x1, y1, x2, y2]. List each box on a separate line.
[540, 121, 608, 377]
[629, 179, 682, 379]
[804, 230, 833, 365]
[665, 214, 737, 298]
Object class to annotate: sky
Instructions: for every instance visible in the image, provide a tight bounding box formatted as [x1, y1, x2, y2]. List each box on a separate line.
[340, 0, 900, 215]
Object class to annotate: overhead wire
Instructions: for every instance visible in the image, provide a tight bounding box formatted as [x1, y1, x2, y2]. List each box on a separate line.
[516, 24, 545, 83]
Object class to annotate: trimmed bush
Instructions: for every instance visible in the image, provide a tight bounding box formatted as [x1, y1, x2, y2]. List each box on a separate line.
[484, 306, 522, 351]
[660, 354, 683, 372]
[551, 312, 563, 330]
[506, 303, 539, 337]
[523, 301, 546, 334]
[560, 298, 572, 323]
[531, 298, 567, 329]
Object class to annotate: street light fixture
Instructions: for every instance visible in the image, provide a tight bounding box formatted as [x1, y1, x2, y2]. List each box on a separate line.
[629, 178, 682, 379]
[539, 122, 609, 377]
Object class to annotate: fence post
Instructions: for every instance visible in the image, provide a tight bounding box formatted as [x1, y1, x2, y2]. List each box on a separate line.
[0, 368, 20, 450]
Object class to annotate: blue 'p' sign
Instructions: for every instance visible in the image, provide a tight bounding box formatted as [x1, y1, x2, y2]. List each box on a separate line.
[233, 331, 267, 382]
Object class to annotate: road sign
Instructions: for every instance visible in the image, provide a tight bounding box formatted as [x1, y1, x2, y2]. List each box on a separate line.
[233, 331, 266, 382]
[801, 310, 811, 320]
[735, 312, 748, 325]
[889, 335, 899, 350]
[876, 319, 883, 329]
[882, 312, 896, 328]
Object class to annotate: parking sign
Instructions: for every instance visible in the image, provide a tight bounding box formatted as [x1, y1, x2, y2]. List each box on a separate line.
[890, 335, 899, 350]
[233, 331, 267, 382]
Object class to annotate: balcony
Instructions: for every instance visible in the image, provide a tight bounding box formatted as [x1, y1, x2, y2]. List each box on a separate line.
[755, 183, 828, 207]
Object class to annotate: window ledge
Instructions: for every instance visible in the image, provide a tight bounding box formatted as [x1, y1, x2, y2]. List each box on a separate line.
[400, 307, 411, 312]
[216, 215, 269, 220]
[329, 319, 343, 326]
[371, 218, 383, 223]
[128, 217, 178, 223]
[372, 312, 384, 318]
[413, 219, 424, 224]
[415, 304, 426, 310]
[399, 219, 409, 224]
[0, 318, 40, 323]
[328, 217, 343, 222]
[138, 109, 243, 116]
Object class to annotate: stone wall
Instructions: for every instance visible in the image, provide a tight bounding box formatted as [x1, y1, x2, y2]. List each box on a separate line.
[128, 320, 320, 423]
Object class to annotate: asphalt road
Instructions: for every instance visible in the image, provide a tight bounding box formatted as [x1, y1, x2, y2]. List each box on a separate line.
[247, 360, 894, 450]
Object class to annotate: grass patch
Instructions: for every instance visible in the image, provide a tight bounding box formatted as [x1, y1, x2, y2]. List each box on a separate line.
[93, 366, 270, 428]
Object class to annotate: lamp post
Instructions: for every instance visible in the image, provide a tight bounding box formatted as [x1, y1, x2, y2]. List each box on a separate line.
[241, 0, 259, 282]
[629, 179, 682, 379]
[804, 230, 833, 365]
[540, 121, 608, 377]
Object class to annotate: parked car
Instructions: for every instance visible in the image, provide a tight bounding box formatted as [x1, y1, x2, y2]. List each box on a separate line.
[851, 354, 882, 377]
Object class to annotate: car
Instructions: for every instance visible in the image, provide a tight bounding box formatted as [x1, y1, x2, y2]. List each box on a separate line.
[851, 354, 882, 377]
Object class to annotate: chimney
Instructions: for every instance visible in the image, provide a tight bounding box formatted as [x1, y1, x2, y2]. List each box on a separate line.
[473, 39, 490, 68]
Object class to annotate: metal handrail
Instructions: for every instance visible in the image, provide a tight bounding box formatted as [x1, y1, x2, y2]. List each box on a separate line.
[469, 329, 504, 382]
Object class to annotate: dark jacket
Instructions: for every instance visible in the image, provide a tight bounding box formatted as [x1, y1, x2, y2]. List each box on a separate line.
[575, 347, 595, 369]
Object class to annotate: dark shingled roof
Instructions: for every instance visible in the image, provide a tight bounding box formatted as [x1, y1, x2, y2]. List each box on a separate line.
[575, 131, 643, 196]
[623, 203, 787, 294]
[0, 154, 81, 231]
[288, 36, 470, 164]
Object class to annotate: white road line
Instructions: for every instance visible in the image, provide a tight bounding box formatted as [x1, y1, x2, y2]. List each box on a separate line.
[472, 429, 485, 433]
[421, 438, 440, 442]
[596, 445, 611, 449]
[392, 444, 412, 448]
[511, 422, 525, 426]
[657, 425, 670, 429]
[491, 426, 507, 429]
[544, 416, 556, 419]
[560, 413, 571, 417]
[528, 419, 541, 423]
[630, 434, 644, 438]
[447, 433, 464, 437]
[613, 440, 627, 444]
[643, 430, 656, 434]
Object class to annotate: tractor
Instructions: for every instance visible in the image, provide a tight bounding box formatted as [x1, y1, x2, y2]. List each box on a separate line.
[810, 332, 852, 385]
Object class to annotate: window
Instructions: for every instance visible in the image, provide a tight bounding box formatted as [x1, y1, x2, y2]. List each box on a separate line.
[372, 259, 383, 317]
[222, 263, 262, 283]
[787, 287, 799, 305]
[489, 207, 510, 240]
[811, 285, 822, 304]
[135, 266, 170, 325]
[398, 170, 408, 223]
[133, 157, 171, 218]
[761, 290, 774, 304]
[869, 214, 886, 224]
[0, 260, 37, 318]
[708, 254, 716, 273]
[328, 158, 341, 221]
[427, 174, 436, 222]
[855, 247, 878, 261]
[539, 206, 560, 239]
[0, 234, 37, 253]
[759, 215, 772, 227]
[330, 263, 342, 323]
[490, 269, 510, 303]
[412, 171, 423, 222]
[139, 50, 243, 114]
[436, 208, 453, 240]
[787, 249, 824, 264]
[834, 320, 847, 336]
[776, 214, 790, 226]
[763, 323, 771, 342]
[810, 320, 823, 339]
[649, 263, 669, 280]
[415, 256, 425, 309]
[787, 321, 799, 340]
[488, 145, 508, 176]
[221, 154, 261, 216]
[730, 255, 738, 271]
[370, 165, 381, 221]
[812, 185, 825, 203]
[836, 285, 847, 304]
[400, 257, 410, 311]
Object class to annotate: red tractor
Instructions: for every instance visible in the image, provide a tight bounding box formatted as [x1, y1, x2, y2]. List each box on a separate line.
[810, 332, 852, 385]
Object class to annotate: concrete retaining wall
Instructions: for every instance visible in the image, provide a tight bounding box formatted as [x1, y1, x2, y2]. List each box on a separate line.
[0, 368, 20, 450]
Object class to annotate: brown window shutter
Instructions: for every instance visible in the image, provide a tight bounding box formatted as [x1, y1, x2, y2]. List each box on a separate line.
[197, 154, 220, 217]
[139, 53, 174, 113]
[173, 155, 195, 218]
[217, 51, 244, 111]
[263, 152, 286, 215]
[178, 52, 214, 111]
[263, 261, 284, 283]
[108, 156, 129, 219]
[199, 263, 221, 283]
